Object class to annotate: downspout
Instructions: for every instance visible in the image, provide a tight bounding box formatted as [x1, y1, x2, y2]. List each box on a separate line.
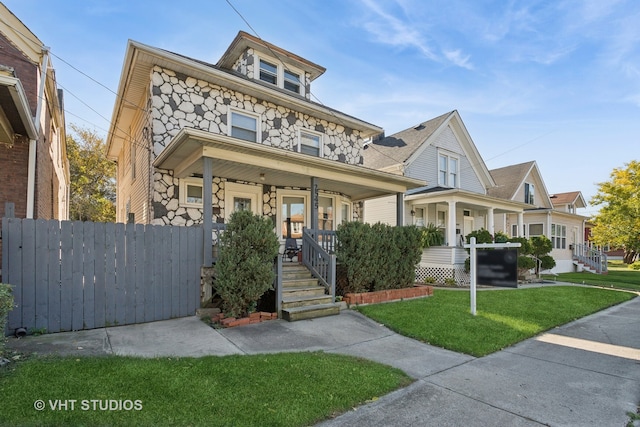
[27, 46, 50, 218]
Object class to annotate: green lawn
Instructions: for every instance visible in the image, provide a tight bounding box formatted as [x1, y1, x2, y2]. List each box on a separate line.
[356, 286, 636, 357]
[543, 261, 640, 292]
[0, 352, 411, 427]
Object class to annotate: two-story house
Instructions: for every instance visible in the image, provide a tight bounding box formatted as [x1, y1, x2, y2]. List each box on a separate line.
[488, 162, 591, 273]
[0, 3, 69, 221]
[106, 31, 423, 266]
[362, 110, 526, 284]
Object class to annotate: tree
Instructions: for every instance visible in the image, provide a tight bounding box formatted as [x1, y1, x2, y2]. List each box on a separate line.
[590, 160, 640, 264]
[67, 125, 116, 222]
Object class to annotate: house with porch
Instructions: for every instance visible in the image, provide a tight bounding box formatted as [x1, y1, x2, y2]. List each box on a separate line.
[362, 111, 527, 284]
[106, 31, 423, 320]
[487, 162, 602, 273]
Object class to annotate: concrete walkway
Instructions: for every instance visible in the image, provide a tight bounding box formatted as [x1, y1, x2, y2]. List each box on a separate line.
[5, 294, 640, 426]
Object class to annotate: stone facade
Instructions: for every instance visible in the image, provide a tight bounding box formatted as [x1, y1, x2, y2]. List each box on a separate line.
[148, 65, 362, 225]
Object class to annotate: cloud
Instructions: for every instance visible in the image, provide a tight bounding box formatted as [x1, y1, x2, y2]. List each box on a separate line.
[358, 0, 472, 68]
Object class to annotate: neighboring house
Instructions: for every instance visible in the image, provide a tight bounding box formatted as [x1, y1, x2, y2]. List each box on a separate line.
[362, 110, 526, 284]
[0, 3, 69, 221]
[488, 162, 591, 273]
[106, 31, 423, 262]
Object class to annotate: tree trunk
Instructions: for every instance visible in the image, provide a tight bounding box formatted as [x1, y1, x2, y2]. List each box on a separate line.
[623, 250, 637, 264]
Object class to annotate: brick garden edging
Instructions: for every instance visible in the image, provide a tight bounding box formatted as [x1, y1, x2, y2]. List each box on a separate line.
[343, 285, 433, 306]
[212, 311, 278, 328]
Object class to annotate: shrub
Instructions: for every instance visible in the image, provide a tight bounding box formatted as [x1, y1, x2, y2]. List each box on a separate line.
[336, 223, 422, 292]
[629, 261, 640, 270]
[214, 210, 279, 318]
[421, 223, 444, 247]
[0, 284, 14, 356]
[423, 276, 436, 284]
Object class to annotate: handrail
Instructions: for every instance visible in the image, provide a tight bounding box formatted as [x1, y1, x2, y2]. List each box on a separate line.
[573, 243, 608, 274]
[307, 229, 337, 254]
[302, 227, 336, 301]
[275, 254, 283, 318]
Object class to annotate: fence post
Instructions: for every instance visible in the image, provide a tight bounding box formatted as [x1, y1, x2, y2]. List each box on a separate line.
[4, 202, 15, 218]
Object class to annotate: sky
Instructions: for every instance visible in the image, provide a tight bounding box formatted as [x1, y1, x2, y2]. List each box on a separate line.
[3, 0, 639, 216]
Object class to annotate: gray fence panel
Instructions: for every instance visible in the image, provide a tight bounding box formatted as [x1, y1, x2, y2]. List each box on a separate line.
[83, 222, 95, 330]
[47, 220, 61, 333]
[35, 220, 48, 331]
[114, 223, 126, 326]
[3, 218, 204, 335]
[93, 222, 106, 329]
[60, 221, 73, 331]
[21, 219, 36, 331]
[71, 221, 84, 331]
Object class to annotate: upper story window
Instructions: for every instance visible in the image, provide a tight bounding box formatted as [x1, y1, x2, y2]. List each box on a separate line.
[259, 60, 278, 85]
[524, 182, 535, 205]
[255, 55, 302, 95]
[229, 109, 260, 143]
[438, 153, 458, 187]
[299, 130, 322, 157]
[284, 69, 300, 93]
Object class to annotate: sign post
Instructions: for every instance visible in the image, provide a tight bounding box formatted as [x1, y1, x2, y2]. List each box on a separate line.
[464, 237, 521, 316]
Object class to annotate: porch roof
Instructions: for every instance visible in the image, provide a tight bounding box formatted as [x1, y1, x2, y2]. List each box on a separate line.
[405, 187, 526, 214]
[154, 128, 425, 201]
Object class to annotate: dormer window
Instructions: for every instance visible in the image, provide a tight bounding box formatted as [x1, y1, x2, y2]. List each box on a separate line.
[259, 59, 278, 85]
[256, 55, 302, 95]
[284, 69, 300, 93]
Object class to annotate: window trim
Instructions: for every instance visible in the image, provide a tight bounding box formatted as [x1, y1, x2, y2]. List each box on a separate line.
[253, 53, 304, 95]
[437, 151, 459, 188]
[298, 129, 323, 157]
[277, 189, 308, 240]
[551, 223, 567, 249]
[528, 223, 544, 236]
[524, 182, 535, 205]
[259, 59, 278, 85]
[224, 181, 263, 218]
[179, 177, 206, 208]
[228, 108, 261, 143]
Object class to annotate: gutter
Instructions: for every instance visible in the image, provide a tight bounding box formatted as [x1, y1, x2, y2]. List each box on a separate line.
[27, 46, 49, 218]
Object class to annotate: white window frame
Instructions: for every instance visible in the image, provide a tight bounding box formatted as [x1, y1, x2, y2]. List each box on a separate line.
[551, 224, 567, 249]
[340, 201, 352, 225]
[228, 108, 261, 143]
[224, 182, 262, 217]
[259, 59, 278, 85]
[437, 151, 459, 188]
[179, 177, 206, 208]
[524, 182, 535, 205]
[298, 129, 323, 157]
[528, 223, 544, 236]
[253, 53, 303, 95]
[277, 189, 308, 240]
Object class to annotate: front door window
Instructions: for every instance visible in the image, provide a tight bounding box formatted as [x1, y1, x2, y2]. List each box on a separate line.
[282, 196, 305, 238]
[234, 197, 251, 212]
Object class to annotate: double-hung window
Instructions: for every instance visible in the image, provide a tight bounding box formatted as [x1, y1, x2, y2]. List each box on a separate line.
[229, 110, 259, 143]
[551, 224, 566, 249]
[259, 60, 278, 85]
[180, 177, 205, 207]
[438, 153, 458, 187]
[299, 130, 321, 157]
[524, 183, 535, 205]
[284, 69, 301, 93]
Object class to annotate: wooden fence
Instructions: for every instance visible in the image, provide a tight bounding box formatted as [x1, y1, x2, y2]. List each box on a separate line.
[2, 218, 203, 335]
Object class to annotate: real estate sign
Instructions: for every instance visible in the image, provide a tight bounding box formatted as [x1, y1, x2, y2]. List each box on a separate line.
[477, 249, 518, 288]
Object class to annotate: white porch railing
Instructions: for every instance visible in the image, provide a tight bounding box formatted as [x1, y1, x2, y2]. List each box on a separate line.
[573, 243, 608, 274]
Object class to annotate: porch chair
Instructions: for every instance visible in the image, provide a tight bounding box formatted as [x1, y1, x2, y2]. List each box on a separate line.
[283, 217, 301, 262]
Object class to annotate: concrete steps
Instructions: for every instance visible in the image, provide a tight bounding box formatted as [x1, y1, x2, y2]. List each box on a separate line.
[280, 264, 339, 321]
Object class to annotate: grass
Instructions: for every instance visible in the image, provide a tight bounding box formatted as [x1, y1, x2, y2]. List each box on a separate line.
[0, 352, 411, 427]
[356, 286, 635, 357]
[542, 260, 640, 292]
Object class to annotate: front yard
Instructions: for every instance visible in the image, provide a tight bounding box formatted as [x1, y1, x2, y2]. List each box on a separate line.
[543, 260, 640, 292]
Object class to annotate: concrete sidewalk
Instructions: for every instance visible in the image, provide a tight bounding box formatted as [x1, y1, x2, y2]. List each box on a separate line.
[5, 296, 640, 426]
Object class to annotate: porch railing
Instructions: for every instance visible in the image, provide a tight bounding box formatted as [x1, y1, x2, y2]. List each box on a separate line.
[573, 243, 608, 274]
[302, 227, 336, 300]
[211, 223, 227, 263]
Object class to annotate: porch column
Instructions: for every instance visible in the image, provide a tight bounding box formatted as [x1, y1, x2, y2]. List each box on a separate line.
[310, 176, 318, 232]
[203, 157, 213, 266]
[396, 192, 404, 226]
[447, 200, 457, 247]
[517, 212, 524, 237]
[487, 207, 495, 236]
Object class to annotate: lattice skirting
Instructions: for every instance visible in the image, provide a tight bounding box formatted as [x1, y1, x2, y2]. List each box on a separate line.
[415, 263, 470, 287]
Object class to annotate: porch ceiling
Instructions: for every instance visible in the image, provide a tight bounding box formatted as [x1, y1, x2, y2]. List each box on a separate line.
[154, 128, 425, 201]
[405, 188, 526, 214]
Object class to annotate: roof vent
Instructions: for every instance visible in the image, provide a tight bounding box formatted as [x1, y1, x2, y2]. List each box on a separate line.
[414, 124, 425, 131]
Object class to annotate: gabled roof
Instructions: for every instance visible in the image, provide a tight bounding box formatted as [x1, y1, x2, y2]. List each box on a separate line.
[362, 110, 495, 188]
[550, 191, 586, 209]
[488, 160, 553, 207]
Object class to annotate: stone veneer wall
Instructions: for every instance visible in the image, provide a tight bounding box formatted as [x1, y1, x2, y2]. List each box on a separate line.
[149, 65, 363, 225]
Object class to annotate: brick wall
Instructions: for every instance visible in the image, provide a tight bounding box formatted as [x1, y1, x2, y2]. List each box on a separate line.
[0, 136, 29, 218]
[0, 32, 38, 116]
